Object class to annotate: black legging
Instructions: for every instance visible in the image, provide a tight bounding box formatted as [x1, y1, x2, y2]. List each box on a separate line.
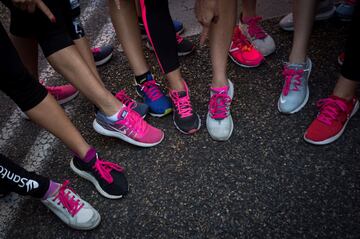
[0, 21, 47, 111]
[341, 2, 359, 82]
[140, 0, 180, 74]
[0, 154, 49, 198]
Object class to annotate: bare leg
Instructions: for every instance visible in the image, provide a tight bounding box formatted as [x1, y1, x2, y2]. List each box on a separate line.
[108, 0, 149, 76]
[47, 45, 122, 116]
[289, 0, 317, 64]
[209, 0, 237, 87]
[25, 94, 90, 158]
[332, 75, 358, 101]
[10, 35, 39, 79]
[242, 0, 257, 18]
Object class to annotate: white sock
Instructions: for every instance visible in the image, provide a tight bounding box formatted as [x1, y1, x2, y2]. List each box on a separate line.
[106, 105, 124, 122]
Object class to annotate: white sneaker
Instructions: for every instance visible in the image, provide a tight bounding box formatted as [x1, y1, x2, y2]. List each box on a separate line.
[41, 181, 101, 230]
[206, 80, 234, 141]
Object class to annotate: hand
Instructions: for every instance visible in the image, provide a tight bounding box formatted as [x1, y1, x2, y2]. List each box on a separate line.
[12, 0, 55, 22]
[195, 0, 219, 45]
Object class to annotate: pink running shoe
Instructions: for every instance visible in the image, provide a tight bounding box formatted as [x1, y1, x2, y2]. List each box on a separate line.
[46, 84, 79, 104]
[93, 105, 164, 147]
[229, 26, 264, 68]
[241, 16, 276, 56]
[304, 95, 359, 145]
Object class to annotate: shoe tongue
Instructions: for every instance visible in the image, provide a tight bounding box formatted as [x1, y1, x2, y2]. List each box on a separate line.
[117, 106, 129, 120]
[211, 85, 229, 94]
[139, 73, 154, 84]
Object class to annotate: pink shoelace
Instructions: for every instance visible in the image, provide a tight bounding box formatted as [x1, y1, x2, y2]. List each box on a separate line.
[244, 16, 267, 39]
[115, 90, 136, 109]
[209, 92, 231, 120]
[115, 108, 147, 137]
[52, 180, 84, 217]
[282, 66, 304, 96]
[316, 97, 348, 125]
[232, 28, 253, 52]
[170, 91, 193, 118]
[92, 154, 124, 184]
[141, 80, 163, 102]
[176, 34, 184, 44]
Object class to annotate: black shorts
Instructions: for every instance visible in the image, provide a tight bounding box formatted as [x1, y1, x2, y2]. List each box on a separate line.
[8, 0, 85, 57]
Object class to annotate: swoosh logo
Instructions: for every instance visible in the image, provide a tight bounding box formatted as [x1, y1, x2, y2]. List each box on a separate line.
[280, 95, 287, 104]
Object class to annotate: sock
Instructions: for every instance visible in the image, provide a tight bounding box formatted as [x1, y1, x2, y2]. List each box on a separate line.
[135, 71, 152, 84]
[107, 108, 123, 122]
[81, 147, 97, 163]
[42, 181, 60, 200]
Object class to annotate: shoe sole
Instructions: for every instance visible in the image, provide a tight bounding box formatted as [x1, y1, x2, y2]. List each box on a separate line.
[93, 119, 164, 147]
[277, 58, 312, 114]
[42, 199, 102, 230]
[173, 113, 202, 135]
[57, 90, 80, 105]
[304, 100, 359, 145]
[70, 159, 126, 200]
[95, 52, 113, 67]
[280, 6, 336, 31]
[228, 53, 263, 68]
[206, 80, 235, 141]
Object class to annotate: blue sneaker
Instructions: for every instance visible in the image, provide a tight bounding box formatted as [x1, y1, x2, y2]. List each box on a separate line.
[92, 45, 113, 66]
[336, 0, 356, 21]
[135, 74, 172, 117]
[278, 58, 312, 114]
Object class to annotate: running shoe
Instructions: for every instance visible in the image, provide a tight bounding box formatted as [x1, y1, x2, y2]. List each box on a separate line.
[138, 17, 184, 36]
[41, 180, 101, 230]
[135, 74, 172, 117]
[338, 52, 345, 66]
[304, 95, 359, 145]
[93, 105, 164, 147]
[278, 58, 312, 114]
[229, 26, 264, 68]
[92, 45, 113, 66]
[70, 149, 128, 199]
[241, 16, 275, 56]
[169, 81, 201, 134]
[279, 3, 336, 31]
[115, 90, 149, 118]
[145, 33, 195, 57]
[46, 83, 79, 105]
[206, 80, 234, 141]
[336, 0, 357, 21]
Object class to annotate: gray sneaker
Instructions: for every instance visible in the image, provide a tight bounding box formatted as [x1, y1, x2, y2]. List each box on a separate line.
[278, 58, 312, 114]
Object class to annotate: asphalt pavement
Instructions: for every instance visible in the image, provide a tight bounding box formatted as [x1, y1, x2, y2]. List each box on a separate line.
[0, 0, 359, 238]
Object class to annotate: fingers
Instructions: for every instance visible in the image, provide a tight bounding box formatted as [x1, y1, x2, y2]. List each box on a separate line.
[200, 25, 210, 46]
[35, 0, 56, 23]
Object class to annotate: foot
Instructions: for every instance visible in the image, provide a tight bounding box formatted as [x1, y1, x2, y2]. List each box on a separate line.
[70, 149, 128, 199]
[145, 34, 195, 57]
[115, 90, 149, 118]
[336, 0, 356, 21]
[279, 4, 336, 31]
[169, 81, 201, 134]
[241, 16, 276, 56]
[92, 45, 113, 66]
[229, 26, 264, 68]
[135, 74, 172, 117]
[206, 80, 234, 141]
[41, 180, 101, 230]
[93, 105, 164, 147]
[278, 58, 312, 114]
[46, 84, 79, 105]
[304, 95, 359, 145]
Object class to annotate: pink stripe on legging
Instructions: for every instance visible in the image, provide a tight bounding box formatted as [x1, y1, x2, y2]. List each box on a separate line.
[139, 0, 166, 73]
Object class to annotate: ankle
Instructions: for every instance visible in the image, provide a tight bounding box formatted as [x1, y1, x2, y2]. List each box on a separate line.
[42, 181, 60, 200]
[168, 78, 185, 91]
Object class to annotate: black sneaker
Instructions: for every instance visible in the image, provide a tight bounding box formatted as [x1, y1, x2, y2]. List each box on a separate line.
[70, 150, 128, 199]
[176, 34, 195, 56]
[169, 81, 201, 134]
[92, 45, 113, 67]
